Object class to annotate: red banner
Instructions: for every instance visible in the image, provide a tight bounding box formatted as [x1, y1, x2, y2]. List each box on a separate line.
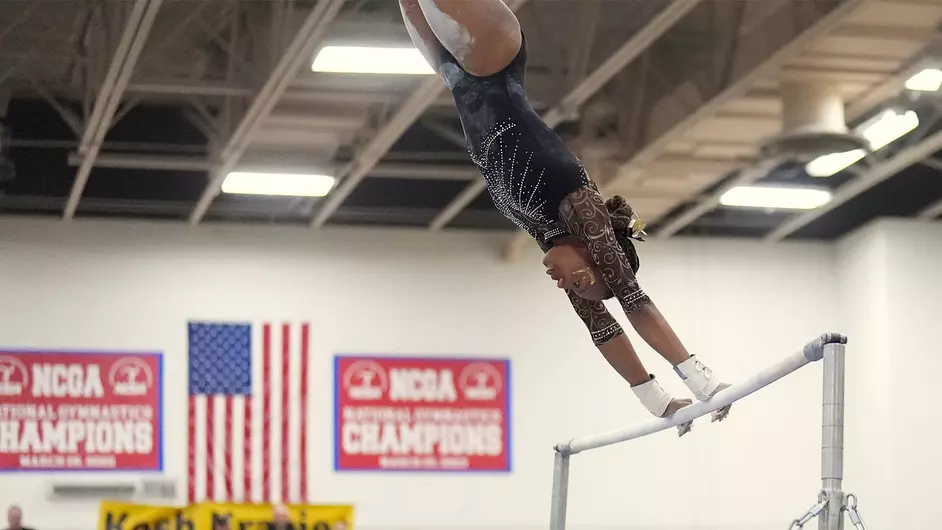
[334, 356, 511, 472]
[0, 351, 162, 471]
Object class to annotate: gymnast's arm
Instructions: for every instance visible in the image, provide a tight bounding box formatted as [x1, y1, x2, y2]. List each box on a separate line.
[564, 290, 652, 386]
[564, 289, 624, 346]
[538, 237, 624, 345]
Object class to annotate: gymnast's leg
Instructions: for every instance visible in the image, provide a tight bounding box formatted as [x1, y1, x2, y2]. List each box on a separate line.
[411, 0, 522, 76]
[399, 0, 446, 71]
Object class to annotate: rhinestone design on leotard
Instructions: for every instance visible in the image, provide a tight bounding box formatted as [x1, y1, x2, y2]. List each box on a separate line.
[468, 120, 588, 242]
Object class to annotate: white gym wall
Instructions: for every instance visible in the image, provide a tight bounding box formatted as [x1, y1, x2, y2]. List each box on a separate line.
[0, 216, 936, 530]
[838, 219, 942, 530]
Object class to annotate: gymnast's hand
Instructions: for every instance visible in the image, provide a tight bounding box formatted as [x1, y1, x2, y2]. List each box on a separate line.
[543, 238, 611, 302]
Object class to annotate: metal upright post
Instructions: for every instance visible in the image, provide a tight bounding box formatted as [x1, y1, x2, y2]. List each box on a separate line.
[819, 341, 846, 530]
[549, 450, 571, 530]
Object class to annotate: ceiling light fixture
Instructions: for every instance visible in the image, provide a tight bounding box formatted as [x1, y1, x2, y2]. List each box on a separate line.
[221, 172, 336, 197]
[719, 185, 832, 210]
[905, 68, 942, 92]
[805, 109, 919, 178]
[312, 46, 434, 75]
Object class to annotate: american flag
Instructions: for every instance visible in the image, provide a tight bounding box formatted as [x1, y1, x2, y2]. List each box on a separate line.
[187, 321, 310, 503]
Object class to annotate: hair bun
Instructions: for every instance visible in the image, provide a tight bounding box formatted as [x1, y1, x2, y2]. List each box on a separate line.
[603, 194, 641, 274]
[604, 195, 627, 214]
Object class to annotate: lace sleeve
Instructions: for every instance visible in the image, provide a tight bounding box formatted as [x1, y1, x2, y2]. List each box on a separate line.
[537, 236, 624, 346]
[558, 185, 652, 315]
[565, 289, 625, 346]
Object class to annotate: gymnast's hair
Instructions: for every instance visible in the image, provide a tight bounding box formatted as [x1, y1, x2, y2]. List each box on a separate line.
[604, 195, 642, 275]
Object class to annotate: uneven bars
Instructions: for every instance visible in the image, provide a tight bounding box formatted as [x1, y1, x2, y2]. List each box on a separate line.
[555, 333, 848, 455]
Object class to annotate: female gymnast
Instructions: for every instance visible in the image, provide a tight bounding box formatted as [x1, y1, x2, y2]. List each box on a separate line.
[399, 0, 730, 433]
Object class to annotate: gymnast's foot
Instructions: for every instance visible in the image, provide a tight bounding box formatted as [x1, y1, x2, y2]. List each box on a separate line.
[673, 356, 732, 423]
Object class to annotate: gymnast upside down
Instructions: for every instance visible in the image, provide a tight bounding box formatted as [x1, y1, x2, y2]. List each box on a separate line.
[399, 0, 730, 433]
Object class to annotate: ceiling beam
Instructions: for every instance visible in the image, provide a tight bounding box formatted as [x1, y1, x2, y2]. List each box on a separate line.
[607, 0, 871, 240]
[765, 128, 942, 242]
[66, 151, 479, 180]
[308, 0, 533, 229]
[125, 80, 414, 106]
[69, 152, 214, 172]
[367, 163, 478, 181]
[188, 0, 348, 225]
[0, 195, 449, 222]
[918, 196, 942, 220]
[25, 77, 83, 136]
[427, 0, 703, 234]
[306, 78, 448, 226]
[647, 155, 747, 174]
[421, 119, 468, 149]
[127, 80, 256, 97]
[832, 24, 942, 43]
[917, 194, 942, 221]
[62, 0, 164, 220]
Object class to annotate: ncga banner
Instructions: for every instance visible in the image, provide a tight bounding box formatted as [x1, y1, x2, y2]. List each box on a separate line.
[99, 501, 354, 530]
[334, 355, 511, 472]
[0, 350, 162, 471]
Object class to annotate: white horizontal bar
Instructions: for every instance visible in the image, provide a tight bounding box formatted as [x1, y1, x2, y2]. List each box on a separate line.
[556, 333, 847, 455]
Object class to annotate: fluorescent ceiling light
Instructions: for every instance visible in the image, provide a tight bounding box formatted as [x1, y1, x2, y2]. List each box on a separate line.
[805, 109, 919, 177]
[719, 185, 832, 210]
[864, 109, 920, 149]
[905, 68, 942, 92]
[221, 172, 335, 197]
[805, 149, 866, 179]
[312, 46, 434, 75]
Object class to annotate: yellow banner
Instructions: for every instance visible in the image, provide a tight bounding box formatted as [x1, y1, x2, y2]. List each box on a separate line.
[99, 501, 354, 530]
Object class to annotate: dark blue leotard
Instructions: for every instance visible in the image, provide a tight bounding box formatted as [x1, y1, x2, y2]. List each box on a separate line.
[440, 36, 651, 346]
[438, 36, 589, 245]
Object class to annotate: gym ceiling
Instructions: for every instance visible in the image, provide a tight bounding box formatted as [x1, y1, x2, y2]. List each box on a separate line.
[2, 0, 942, 257]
